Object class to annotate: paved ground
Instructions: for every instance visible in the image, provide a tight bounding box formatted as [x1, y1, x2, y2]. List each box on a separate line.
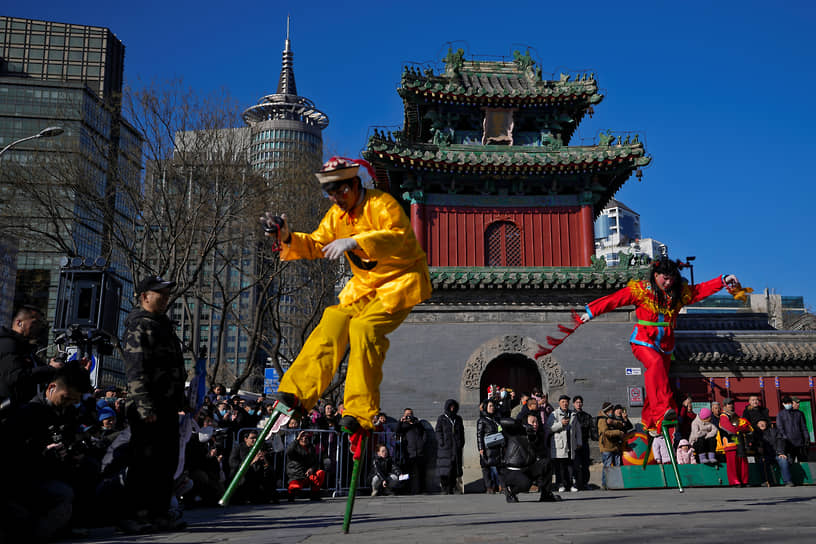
[80, 485, 816, 543]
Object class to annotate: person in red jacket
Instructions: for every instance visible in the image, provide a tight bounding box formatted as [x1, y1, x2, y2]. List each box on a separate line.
[581, 258, 741, 434]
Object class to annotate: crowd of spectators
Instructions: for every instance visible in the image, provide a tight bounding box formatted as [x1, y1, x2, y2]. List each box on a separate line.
[2, 307, 813, 544]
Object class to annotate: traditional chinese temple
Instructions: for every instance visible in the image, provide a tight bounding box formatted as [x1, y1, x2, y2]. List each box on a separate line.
[360, 49, 816, 481]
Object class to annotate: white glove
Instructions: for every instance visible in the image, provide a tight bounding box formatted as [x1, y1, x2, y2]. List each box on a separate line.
[723, 274, 739, 287]
[322, 238, 359, 260]
[580, 312, 590, 323]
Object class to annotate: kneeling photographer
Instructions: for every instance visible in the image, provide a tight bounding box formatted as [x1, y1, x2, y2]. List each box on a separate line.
[228, 429, 277, 504]
[498, 414, 558, 503]
[1, 363, 92, 542]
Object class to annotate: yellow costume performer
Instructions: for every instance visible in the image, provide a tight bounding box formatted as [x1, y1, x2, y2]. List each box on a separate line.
[273, 157, 431, 432]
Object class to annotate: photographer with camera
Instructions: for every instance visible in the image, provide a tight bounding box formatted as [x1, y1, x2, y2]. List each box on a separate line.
[499, 415, 558, 503]
[547, 394, 582, 493]
[120, 275, 187, 534]
[396, 407, 426, 494]
[227, 429, 277, 504]
[1, 363, 92, 542]
[0, 305, 64, 414]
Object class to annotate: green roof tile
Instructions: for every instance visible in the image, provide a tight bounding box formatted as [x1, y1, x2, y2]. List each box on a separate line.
[429, 266, 649, 290]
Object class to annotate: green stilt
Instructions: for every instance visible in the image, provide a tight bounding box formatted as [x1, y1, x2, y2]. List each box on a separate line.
[218, 399, 294, 506]
[661, 418, 684, 493]
[342, 435, 367, 534]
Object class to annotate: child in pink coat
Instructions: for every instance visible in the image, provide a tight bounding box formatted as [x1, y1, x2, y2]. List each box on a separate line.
[676, 439, 698, 464]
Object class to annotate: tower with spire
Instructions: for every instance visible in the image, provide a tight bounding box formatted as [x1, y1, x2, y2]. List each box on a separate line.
[243, 17, 329, 177]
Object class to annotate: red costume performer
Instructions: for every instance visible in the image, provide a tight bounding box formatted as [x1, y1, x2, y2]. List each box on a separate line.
[584, 268, 734, 432]
[717, 402, 752, 486]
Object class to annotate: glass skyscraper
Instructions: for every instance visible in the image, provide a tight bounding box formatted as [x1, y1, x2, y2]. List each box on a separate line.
[0, 16, 140, 386]
[242, 22, 328, 176]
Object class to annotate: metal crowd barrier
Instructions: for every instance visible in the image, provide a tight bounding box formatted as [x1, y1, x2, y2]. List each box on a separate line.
[232, 427, 399, 497]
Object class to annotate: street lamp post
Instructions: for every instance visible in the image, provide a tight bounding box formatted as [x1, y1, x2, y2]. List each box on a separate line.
[0, 126, 64, 159]
[684, 256, 696, 285]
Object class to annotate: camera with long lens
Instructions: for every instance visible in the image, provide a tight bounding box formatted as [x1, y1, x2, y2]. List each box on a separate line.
[260, 215, 284, 235]
[54, 323, 114, 361]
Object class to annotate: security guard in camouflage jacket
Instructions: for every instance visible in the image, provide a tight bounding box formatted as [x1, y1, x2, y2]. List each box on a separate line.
[121, 275, 187, 532]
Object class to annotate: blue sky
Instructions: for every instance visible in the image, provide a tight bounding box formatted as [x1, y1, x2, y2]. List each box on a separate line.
[6, 1, 815, 309]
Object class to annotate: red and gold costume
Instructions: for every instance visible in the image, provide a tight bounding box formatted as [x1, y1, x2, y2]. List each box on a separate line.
[718, 413, 753, 485]
[585, 275, 728, 430]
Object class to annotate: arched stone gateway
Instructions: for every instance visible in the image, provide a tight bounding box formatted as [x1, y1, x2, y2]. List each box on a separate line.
[460, 335, 567, 407]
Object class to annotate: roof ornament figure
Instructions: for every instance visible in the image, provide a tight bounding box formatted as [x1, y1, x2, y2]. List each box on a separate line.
[599, 130, 615, 146]
[513, 49, 534, 72]
[443, 47, 465, 75]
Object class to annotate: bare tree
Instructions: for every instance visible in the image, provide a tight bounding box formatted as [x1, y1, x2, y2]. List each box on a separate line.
[1, 79, 343, 393]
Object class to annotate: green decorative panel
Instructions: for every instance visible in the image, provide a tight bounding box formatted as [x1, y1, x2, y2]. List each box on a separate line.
[608, 462, 814, 489]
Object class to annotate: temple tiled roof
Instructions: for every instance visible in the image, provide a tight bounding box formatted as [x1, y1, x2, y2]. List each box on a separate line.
[676, 314, 775, 331]
[399, 65, 603, 108]
[675, 333, 816, 366]
[430, 266, 649, 290]
[366, 136, 650, 174]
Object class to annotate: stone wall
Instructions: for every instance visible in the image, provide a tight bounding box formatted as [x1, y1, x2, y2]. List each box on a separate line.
[381, 301, 644, 423]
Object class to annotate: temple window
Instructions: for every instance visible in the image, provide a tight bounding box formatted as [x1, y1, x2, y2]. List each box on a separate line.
[482, 108, 514, 145]
[485, 220, 521, 266]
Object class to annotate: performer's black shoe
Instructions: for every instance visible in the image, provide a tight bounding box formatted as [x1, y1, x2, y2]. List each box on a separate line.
[504, 486, 519, 503]
[663, 408, 677, 422]
[339, 415, 361, 434]
[539, 492, 561, 502]
[271, 391, 305, 417]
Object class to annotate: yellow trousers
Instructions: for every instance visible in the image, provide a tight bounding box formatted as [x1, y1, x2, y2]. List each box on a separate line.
[278, 293, 411, 431]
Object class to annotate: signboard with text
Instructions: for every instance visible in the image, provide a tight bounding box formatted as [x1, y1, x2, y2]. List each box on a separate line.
[628, 386, 644, 407]
[264, 367, 280, 395]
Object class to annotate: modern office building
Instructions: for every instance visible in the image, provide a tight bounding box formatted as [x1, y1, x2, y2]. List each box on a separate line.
[0, 237, 18, 325]
[594, 198, 668, 265]
[0, 16, 140, 385]
[242, 20, 327, 177]
[0, 16, 124, 105]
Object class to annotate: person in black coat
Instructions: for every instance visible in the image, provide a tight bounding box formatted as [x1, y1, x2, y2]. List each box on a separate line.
[396, 408, 426, 494]
[571, 395, 597, 490]
[753, 418, 794, 486]
[1, 364, 91, 542]
[435, 398, 465, 494]
[370, 442, 402, 496]
[742, 394, 770, 427]
[0, 305, 61, 411]
[285, 431, 325, 501]
[228, 429, 276, 504]
[499, 416, 557, 503]
[777, 396, 810, 462]
[476, 399, 503, 493]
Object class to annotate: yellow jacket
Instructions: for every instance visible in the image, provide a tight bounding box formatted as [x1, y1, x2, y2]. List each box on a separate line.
[281, 189, 431, 313]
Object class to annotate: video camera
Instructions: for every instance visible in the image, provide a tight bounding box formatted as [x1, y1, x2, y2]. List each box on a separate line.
[54, 323, 115, 363]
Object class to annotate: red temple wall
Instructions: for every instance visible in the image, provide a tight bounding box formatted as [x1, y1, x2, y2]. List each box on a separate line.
[420, 204, 592, 267]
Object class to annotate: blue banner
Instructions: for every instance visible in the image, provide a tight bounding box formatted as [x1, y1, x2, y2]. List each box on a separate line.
[264, 367, 280, 395]
[188, 355, 207, 414]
